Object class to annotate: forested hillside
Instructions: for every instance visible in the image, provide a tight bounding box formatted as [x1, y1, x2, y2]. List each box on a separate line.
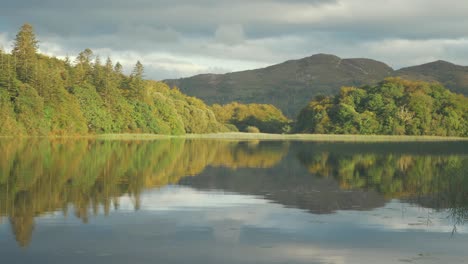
[295, 78, 468, 136]
[0, 24, 230, 136]
[165, 55, 468, 118]
[165, 54, 394, 117]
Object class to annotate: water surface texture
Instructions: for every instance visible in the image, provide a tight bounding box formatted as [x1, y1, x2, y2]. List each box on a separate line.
[0, 139, 467, 264]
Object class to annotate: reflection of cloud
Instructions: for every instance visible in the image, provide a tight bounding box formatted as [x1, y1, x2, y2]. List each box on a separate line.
[23, 187, 468, 264]
[118, 186, 267, 211]
[351, 200, 468, 234]
[274, 244, 346, 264]
[117, 187, 468, 235]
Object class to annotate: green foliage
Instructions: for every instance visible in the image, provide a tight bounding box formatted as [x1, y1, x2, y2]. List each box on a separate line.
[212, 102, 291, 133]
[246, 126, 260, 133]
[14, 84, 48, 135]
[0, 24, 229, 136]
[0, 90, 22, 135]
[296, 78, 468, 137]
[72, 83, 113, 133]
[12, 23, 38, 83]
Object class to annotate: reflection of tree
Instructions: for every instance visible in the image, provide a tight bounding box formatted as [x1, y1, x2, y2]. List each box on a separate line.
[297, 144, 468, 225]
[298, 149, 467, 198]
[1, 139, 467, 246]
[9, 192, 35, 247]
[0, 139, 287, 247]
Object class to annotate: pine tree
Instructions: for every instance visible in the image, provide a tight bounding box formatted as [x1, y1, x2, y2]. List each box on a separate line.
[93, 55, 105, 89]
[64, 55, 71, 67]
[12, 23, 39, 84]
[131, 61, 144, 80]
[73, 48, 94, 84]
[129, 61, 144, 97]
[0, 50, 18, 96]
[100, 57, 114, 100]
[0, 48, 8, 88]
[114, 62, 123, 75]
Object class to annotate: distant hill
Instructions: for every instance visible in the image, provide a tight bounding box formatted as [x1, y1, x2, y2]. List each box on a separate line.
[165, 54, 394, 117]
[395, 60, 468, 95]
[164, 54, 468, 117]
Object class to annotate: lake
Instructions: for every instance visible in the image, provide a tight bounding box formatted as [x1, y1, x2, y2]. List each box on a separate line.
[0, 139, 467, 264]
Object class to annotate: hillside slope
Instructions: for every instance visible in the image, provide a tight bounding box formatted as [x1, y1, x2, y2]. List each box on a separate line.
[165, 54, 394, 117]
[165, 55, 468, 117]
[395, 60, 468, 95]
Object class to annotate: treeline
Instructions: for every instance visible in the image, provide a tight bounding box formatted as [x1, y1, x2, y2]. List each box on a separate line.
[0, 24, 231, 136]
[212, 102, 291, 133]
[2, 24, 467, 137]
[295, 78, 468, 136]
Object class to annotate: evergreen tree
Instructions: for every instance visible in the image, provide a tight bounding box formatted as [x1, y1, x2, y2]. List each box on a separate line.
[129, 61, 144, 97]
[114, 62, 123, 75]
[113, 62, 124, 89]
[0, 51, 18, 97]
[104, 57, 114, 87]
[132, 61, 144, 80]
[99, 57, 115, 102]
[73, 48, 94, 84]
[93, 55, 105, 89]
[0, 49, 10, 89]
[12, 23, 39, 84]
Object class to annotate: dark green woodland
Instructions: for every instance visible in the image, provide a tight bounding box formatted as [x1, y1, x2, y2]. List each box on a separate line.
[0, 24, 233, 136]
[295, 78, 468, 136]
[1, 24, 467, 137]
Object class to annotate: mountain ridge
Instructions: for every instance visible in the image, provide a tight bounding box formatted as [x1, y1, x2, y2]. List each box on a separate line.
[164, 54, 468, 117]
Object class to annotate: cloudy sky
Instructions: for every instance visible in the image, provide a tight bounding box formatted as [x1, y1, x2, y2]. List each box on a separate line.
[1, 0, 468, 79]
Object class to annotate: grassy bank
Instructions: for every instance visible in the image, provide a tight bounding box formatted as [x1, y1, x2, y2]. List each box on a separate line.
[92, 133, 468, 142]
[2, 132, 467, 142]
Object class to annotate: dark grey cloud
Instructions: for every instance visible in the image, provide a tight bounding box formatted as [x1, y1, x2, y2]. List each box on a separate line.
[1, 0, 468, 79]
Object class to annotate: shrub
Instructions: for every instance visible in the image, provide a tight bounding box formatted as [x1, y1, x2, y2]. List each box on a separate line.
[245, 126, 260, 133]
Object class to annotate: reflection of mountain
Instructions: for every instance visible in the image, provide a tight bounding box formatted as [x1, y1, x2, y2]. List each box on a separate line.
[180, 160, 386, 214]
[182, 142, 468, 215]
[0, 139, 467, 247]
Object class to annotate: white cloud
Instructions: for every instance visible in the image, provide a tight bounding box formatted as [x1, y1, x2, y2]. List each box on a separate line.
[0, 33, 12, 52]
[215, 24, 245, 45]
[362, 38, 468, 68]
[2, 0, 468, 78]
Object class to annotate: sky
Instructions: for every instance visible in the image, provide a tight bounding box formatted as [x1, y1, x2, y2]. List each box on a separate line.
[1, 0, 468, 80]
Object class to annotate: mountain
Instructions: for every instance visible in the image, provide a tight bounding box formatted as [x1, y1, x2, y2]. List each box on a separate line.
[165, 54, 394, 117]
[164, 54, 468, 117]
[395, 60, 468, 95]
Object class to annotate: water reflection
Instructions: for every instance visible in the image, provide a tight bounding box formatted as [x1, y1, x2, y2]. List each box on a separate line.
[0, 139, 467, 249]
[295, 142, 468, 225]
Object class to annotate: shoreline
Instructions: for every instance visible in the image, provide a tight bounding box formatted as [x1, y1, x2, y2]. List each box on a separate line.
[1, 133, 467, 142]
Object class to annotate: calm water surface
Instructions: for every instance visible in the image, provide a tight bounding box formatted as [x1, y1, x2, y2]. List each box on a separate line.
[0, 139, 467, 264]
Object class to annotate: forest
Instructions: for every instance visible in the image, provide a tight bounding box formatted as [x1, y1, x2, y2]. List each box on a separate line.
[0, 24, 239, 136]
[1, 24, 467, 137]
[295, 78, 468, 136]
